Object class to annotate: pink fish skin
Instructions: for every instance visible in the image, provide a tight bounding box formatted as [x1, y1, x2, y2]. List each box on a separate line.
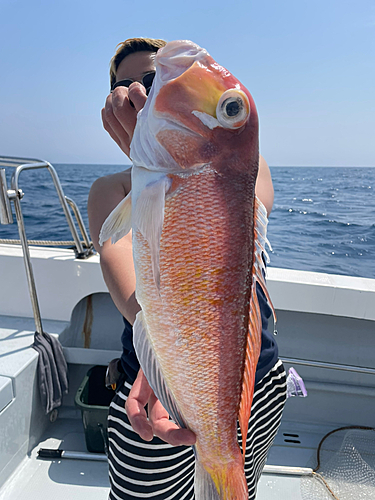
[102, 40, 270, 500]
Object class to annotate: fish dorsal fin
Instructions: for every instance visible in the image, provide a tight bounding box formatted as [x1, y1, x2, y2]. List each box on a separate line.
[238, 197, 276, 459]
[99, 191, 132, 246]
[133, 175, 172, 289]
[133, 310, 186, 429]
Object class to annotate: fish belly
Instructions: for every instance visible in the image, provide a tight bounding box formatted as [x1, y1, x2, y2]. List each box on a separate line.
[133, 165, 257, 498]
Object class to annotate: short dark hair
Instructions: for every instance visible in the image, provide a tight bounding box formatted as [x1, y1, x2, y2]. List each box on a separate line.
[109, 37, 167, 89]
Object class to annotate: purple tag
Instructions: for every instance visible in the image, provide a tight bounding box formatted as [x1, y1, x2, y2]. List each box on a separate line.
[286, 367, 308, 398]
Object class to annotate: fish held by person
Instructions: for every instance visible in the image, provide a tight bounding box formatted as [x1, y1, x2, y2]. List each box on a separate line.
[100, 39, 275, 500]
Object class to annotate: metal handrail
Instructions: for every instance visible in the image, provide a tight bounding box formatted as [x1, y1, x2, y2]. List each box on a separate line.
[281, 357, 375, 376]
[0, 169, 13, 224]
[65, 196, 91, 250]
[0, 155, 45, 167]
[10, 161, 89, 257]
[0, 156, 95, 334]
[11, 186, 43, 333]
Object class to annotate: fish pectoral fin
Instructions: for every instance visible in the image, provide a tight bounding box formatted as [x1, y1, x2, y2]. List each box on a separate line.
[238, 196, 275, 459]
[133, 310, 186, 429]
[99, 191, 132, 245]
[134, 175, 172, 289]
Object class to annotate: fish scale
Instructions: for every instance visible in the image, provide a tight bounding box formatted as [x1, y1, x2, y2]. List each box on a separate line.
[135, 165, 255, 469]
[100, 39, 269, 500]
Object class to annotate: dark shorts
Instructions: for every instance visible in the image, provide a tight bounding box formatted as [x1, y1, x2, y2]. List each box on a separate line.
[108, 360, 286, 500]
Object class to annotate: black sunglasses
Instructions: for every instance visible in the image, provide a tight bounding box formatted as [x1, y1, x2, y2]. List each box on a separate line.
[111, 71, 156, 95]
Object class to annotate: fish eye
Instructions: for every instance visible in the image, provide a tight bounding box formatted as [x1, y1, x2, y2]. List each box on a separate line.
[216, 90, 250, 129]
[225, 99, 241, 117]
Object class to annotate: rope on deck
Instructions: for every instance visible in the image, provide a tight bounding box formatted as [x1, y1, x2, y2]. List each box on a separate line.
[0, 238, 89, 246]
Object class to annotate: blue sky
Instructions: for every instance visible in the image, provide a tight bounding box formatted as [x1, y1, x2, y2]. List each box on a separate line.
[0, 0, 374, 166]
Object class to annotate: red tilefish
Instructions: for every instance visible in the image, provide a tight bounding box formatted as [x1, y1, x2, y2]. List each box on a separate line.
[100, 39, 275, 500]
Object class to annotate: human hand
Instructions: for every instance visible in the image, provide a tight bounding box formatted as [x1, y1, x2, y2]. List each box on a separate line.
[125, 369, 196, 446]
[101, 82, 147, 158]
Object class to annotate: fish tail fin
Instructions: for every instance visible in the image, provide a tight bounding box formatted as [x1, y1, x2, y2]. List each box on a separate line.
[195, 458, 247, 500]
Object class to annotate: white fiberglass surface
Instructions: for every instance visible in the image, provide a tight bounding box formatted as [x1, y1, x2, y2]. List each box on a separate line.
[0, 417, 342, 500]
[0, 315, 68, 377]
[0, 416, 109, 500]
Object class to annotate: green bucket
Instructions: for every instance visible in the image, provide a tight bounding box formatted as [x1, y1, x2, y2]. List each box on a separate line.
[75, 365, 116, 453]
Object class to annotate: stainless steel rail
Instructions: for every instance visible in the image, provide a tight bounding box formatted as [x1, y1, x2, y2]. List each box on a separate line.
[65, 196, 91, 250]
[281, 356, 375, 376]
[0, 155, 43, 167]
[0, 156, 94, 334]
[263, 465, 313, 476]
[0, 169, 13, 224]
[11, 184, 43, 333]
[10, 161, 90, 257]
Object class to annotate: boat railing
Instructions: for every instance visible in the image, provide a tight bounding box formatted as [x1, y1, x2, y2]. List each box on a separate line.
[0, 155, 95, 334]
[0, 155, 93, 257]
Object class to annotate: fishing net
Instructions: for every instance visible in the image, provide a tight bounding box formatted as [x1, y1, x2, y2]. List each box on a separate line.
[301, 427, 375, 500]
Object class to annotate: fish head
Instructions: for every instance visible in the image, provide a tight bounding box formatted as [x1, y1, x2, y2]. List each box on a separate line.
[130, 40, 259, 175]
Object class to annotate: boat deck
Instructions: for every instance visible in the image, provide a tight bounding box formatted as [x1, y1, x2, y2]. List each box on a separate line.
[0, 413, 109, 500]
[0, 410, 336, 500]
[0, 248, 374, 499]
[0, 312, 336, 499]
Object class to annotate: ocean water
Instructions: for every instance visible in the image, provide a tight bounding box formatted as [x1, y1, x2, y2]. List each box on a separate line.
[1, 164, 374, 279]
[269, 166, 375, 278]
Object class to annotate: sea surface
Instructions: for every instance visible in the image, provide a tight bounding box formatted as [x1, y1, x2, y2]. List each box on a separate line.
[1, 165, 374, 279]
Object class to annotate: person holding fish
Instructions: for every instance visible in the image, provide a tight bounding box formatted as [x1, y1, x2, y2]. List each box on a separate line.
[88, 37, 287, 500]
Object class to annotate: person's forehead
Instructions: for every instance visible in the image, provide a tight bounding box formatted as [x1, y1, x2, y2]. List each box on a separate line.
[116, 51, 156, 81]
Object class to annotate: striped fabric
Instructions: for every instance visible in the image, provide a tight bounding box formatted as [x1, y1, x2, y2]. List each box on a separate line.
[108, 360, 286, 500]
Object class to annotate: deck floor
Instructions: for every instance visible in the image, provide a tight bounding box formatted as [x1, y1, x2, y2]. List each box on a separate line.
[0, 412, 338, 500]
[0, 413, 109, 500]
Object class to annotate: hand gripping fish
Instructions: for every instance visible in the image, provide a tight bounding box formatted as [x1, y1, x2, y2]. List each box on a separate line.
[100, 40, 275, 500]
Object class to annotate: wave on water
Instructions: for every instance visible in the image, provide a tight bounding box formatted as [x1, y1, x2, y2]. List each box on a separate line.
[0, 164, 374, 279]
[268, 166, 375, 278]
